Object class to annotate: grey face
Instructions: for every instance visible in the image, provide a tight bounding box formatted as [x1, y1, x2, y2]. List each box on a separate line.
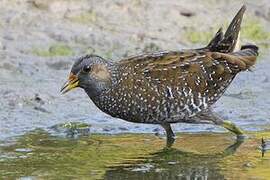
[72, 57, 95, 89]
[60, 54, 111, 98]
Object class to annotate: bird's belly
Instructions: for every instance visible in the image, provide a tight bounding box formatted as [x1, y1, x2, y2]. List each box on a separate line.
[97, 97, 207, 124]
[97, 74, 235, 124]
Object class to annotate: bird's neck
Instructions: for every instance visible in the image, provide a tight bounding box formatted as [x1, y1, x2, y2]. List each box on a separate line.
[84, 60, 119, 102]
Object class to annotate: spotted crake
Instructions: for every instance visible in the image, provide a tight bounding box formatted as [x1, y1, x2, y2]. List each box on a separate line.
[61, 5, 258, 147]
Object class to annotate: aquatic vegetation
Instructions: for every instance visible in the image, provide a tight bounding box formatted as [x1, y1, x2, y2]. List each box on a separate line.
[185, 17, 270, 50]
[242, 19, 270, 42]
[32, 44, 74, 57]
[50, 122, 91, 137]
[0, 130, 269, 179]
[184, 29, 214, 44]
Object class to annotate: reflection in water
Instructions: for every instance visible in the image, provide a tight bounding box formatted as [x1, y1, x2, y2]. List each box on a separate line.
[105, 140, 243, 180]
[260, 137, 270, 157]
[0, 129, 268, 179]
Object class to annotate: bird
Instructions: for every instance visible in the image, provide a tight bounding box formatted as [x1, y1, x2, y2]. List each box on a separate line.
[61, 5, 258, 147]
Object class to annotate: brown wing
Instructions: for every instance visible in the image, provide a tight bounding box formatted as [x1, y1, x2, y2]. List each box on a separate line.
[135, 50, 237, 113]
[109, 47, 257, 122]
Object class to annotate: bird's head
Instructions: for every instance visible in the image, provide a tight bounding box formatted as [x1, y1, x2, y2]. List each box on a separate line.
[61, 55, 112, 98]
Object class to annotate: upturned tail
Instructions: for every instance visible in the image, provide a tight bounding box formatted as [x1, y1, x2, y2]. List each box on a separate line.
[206, 5, 246, 53]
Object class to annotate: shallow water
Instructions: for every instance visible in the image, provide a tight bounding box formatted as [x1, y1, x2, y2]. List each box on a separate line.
[1, 1, 270, 179]
[0, 130, 269, 179]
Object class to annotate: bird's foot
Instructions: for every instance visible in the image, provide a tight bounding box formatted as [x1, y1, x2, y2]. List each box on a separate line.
[155, 131, 176, 147]
[166, 135, 176, 148]
[237, 134, 248, 141]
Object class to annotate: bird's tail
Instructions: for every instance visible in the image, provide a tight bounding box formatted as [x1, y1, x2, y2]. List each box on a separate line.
[206, 5, 246, 53]
[212, 44, 258, 71]
[230, 44, 259, 70]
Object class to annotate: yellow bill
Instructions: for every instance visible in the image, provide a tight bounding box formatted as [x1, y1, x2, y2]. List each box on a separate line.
[60, 73, 79, 94]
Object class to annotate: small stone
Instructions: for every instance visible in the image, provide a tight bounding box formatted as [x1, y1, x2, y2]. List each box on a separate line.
[34, 106, 49, 113]
[32, 0, 49, 10]
[243, 162, 254, 168]
[168, 161, 177, 165]
[180, 9, 195, 17]
[33, 94, 45, 105]
[32, 0, 69, 15]
[118, 127, 128, 131]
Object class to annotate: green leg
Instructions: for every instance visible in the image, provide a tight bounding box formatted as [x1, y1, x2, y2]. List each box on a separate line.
[200, 110, 245, 139]
[222, 120, 244, 138]
[161, 123, 175, 148]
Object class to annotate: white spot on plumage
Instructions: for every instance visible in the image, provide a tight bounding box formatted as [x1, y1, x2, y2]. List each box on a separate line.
[166, 86, 174, 98]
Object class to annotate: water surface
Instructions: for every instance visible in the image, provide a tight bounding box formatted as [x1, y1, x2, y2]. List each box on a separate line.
[1, 130, 269, 179]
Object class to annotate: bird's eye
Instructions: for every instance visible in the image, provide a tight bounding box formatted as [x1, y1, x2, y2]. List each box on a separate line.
[83, 65, 92, 72]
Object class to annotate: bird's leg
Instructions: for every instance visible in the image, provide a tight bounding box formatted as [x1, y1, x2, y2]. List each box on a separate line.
[161, 123, 175, 147]
[222, 120, 244, 139]
[198, 110, 245, 139]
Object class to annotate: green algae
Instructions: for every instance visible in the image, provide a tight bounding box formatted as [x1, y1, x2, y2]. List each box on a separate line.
[54, 122, 91, 130]
[0, 130, 269, 179]
[32, 44, 74, 57]
[184, 29, 214, 45]
[184, 17, 270, 50]
[242, 19, 270, 42]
